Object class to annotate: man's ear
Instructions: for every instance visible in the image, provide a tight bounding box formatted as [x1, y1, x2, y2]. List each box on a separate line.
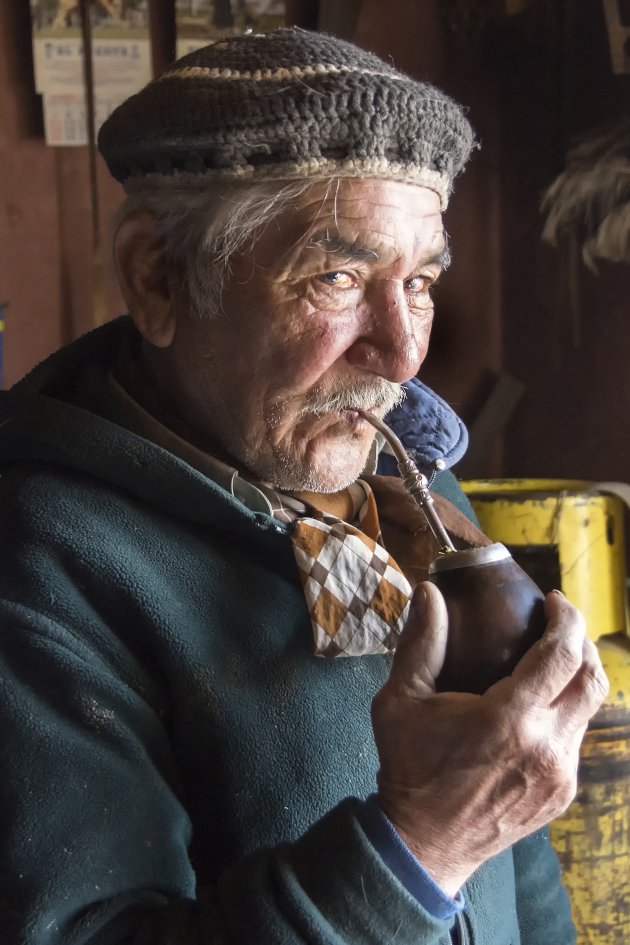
[114, 209, 179, 348]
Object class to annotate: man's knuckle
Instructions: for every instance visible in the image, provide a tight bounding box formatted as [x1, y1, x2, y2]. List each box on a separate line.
[511, 708, 548, 746]
[554, 773, 578, 812]
[519, 731, 569, 776]
[583, 663, 609, 702]
[513, 736, 578, 815]
[553, 638, 582, 673]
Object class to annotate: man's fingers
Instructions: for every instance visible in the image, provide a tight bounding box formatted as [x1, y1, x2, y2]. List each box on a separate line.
[510, 591, 588, 705]
[553, 635, 609, 727]
[387, 581, 448, 696]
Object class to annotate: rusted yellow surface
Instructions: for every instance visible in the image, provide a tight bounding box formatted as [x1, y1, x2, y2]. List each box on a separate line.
[461, 479, 628, 641]
[551, 635, 630, 945]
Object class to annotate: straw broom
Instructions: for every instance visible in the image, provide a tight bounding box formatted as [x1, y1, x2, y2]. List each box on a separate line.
[541, 117, 630, 270]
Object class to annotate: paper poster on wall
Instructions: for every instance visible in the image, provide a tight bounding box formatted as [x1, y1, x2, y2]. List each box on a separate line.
[175, 0, 286, 59]
[30, 0, 152, 146]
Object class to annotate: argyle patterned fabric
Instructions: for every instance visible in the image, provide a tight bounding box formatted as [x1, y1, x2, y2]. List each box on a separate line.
[291, 483, 413, 657]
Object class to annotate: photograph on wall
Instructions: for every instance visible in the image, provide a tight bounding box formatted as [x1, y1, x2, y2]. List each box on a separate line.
[176, 0, 286, 58]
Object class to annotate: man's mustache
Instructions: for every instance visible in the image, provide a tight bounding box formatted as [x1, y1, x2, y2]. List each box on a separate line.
[300, 379, 406, 418]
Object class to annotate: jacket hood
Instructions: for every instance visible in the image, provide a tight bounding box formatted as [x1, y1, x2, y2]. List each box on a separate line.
[380, 377, 468, 477]
[0, 318, 467, 518]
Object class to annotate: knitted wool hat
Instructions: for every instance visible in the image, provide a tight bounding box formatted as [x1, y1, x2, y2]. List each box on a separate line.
[98, 28, 475, 209]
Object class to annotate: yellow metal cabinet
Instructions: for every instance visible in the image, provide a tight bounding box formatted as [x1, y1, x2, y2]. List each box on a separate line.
[461, 479, 630, 944]
[461, 478, 627, 641]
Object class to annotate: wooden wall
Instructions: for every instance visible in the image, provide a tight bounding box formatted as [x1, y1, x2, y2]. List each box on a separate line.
[495, 1, 630, 483]
[0, 1, 126, 387]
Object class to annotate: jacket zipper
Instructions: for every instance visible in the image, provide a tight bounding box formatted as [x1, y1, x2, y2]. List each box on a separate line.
[451, 912, 469, 945]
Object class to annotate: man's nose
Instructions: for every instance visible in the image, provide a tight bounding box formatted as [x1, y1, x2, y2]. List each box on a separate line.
[345, 283, 430, 383]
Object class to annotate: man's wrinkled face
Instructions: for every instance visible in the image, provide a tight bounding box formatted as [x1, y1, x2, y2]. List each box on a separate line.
[167, 179, 447, 491]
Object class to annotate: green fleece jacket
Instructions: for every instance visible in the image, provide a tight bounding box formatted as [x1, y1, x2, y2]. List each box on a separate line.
[0, 320, 575, 945]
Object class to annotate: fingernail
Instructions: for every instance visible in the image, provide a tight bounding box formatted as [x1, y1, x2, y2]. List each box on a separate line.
[414, 584, 428, 615]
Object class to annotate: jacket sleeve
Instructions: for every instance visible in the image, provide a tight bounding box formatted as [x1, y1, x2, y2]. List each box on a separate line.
[511, 828, 577, 945]
[0, 601, 456, 945]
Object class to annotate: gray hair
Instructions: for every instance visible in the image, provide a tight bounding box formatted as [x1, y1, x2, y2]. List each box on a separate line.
[115, 176, 333, 315]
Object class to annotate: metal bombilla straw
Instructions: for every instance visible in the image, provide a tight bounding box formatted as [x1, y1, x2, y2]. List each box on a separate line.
[357, 411, 456, 555]
[358, 413, 548, 695]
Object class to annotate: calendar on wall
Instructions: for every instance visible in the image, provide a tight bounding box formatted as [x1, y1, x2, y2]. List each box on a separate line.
[30, 0, 153, 146]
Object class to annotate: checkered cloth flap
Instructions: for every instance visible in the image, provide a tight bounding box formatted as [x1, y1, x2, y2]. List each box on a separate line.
[291, 483, 413, 657]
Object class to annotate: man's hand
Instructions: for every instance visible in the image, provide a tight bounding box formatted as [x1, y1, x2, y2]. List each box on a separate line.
[372, 582, 609, 897]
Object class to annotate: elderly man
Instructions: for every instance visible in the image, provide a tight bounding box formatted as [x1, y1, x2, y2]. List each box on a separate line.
[0, 28, 607, 945]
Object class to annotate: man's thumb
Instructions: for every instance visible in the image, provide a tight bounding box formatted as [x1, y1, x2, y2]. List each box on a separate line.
[388, 581, 449, 694]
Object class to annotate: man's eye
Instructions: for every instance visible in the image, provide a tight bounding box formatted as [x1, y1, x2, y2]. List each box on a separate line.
[317, 272, 355, 288]
[406, 275, 433, 293]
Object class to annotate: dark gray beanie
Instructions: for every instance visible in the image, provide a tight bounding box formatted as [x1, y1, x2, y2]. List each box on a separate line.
[98, 28, 475, 209]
